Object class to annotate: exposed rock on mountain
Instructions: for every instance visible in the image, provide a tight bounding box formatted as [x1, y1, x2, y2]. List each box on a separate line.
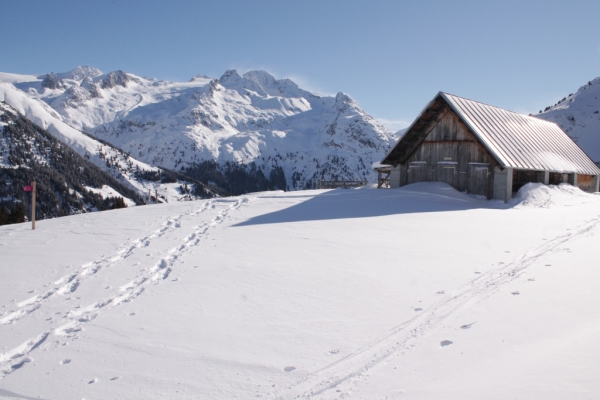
[41, 72, 65, 90]
[101, 70, 130, 89]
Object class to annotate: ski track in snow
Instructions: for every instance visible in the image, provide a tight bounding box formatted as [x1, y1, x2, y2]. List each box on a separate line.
[275, 215, 600, 399]
[0, 196, 251, 379]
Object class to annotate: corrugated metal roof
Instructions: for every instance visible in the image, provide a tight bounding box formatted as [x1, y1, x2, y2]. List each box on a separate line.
[383, 92, 600, 175]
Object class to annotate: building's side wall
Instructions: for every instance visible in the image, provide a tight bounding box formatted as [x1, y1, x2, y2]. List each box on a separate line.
[493, 167, 513, 201]
[389, 165, 401, 188]
[576, 174, 598, 193]
[400, 110, 498, 198]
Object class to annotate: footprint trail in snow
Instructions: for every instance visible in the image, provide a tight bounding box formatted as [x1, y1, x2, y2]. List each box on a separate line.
[0, 196, 251, 378]
[274, 214, 600, 399]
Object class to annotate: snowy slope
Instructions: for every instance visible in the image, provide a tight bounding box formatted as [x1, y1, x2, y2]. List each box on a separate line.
[536, 77, 600, 163]
[1, 183, 599, 399]
[6, 67, 397, 189]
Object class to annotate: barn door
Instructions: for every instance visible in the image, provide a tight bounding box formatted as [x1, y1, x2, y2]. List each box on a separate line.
[436, 162, 458, 188]
[467, 163, 490, 197]
[407, 162, 428, 184]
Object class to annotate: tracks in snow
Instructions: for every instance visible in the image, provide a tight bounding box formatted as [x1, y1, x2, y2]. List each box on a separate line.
[0, 196, 251, 378]
[0, 203, 208, 327]
[276, 215, 600, 399]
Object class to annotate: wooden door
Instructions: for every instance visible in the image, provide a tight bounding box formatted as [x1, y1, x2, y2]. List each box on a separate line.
[467, 163, 490, 197]
[407, 162, 428, 184]
[436, 162, 458, 188]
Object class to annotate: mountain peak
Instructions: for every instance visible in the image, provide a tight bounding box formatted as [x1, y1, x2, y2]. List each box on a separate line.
[190, 74, 211, 82]
[335, 92, 354, 107]
[65, 66, 103, 81]
[242, 70, 276, 87]
[101, 70, 130, 89]
[41, 72, 65, 90]
[219, 69, 242, 84]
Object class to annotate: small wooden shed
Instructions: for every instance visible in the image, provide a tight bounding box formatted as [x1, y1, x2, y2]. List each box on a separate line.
[379, 92, 600, 200]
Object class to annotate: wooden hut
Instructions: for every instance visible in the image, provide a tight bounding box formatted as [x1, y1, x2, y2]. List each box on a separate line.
[379, 92, 600, 200]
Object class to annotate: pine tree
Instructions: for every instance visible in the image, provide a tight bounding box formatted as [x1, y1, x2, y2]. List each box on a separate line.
[0, 206, 8, 226]
[8, 204, 26, 224]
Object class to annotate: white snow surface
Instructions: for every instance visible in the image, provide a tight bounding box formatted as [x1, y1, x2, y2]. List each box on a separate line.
[85, 185, 136, 207]
[5, 67, 397, 188]
[1, 182, 600, 399]
[0, 72, 41, 84]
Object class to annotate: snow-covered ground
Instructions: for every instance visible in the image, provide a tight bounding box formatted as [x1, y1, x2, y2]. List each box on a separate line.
[0, 183, 599, 399]
[84, 185, 137, 208]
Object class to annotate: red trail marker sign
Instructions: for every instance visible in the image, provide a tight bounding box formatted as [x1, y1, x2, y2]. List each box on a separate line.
[23, 182, 36, 230]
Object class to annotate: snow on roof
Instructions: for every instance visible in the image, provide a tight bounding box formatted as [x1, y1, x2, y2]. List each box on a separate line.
[384, 92, 600, 175]
[372, 161, 391, 170]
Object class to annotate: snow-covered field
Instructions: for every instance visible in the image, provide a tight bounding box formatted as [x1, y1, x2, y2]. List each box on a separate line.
[0, 183, 599, 399]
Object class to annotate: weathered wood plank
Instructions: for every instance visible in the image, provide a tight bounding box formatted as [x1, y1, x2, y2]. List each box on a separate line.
[398, 104, 498, 198]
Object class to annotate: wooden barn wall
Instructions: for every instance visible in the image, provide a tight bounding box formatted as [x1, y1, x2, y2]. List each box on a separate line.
[400, 110, 498, 197]
[577, 174, 595, 192]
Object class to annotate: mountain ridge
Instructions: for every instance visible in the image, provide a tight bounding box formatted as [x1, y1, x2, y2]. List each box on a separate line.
[536, 76, 600, 163]
[3, 66, 398, 190]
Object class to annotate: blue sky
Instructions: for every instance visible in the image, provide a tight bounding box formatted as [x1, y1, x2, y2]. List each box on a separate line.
[2, 0, 600, 131]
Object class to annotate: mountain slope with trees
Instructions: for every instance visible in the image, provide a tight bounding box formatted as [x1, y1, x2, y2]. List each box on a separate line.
[0, 101, 146, 225]
[536, 77, 600, 163]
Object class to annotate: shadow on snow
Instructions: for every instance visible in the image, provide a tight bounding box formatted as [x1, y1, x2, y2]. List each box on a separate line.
[235, 182, 505, 226]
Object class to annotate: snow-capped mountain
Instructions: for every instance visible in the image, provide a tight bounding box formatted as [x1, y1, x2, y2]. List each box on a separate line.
[536, 77, 600, 163]
[5, 67, 397, 190]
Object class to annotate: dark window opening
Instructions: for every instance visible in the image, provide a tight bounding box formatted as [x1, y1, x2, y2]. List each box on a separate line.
[512, 170, 538, 193]
[549, 172, 563, 185]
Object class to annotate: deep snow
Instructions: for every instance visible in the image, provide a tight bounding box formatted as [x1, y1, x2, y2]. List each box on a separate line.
[0, 183, 599, 399]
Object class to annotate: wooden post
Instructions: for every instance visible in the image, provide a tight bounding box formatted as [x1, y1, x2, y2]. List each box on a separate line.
[155, 189, 158, 203]
[148, 188, 151, 204]
[31, 181, 36, 230]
